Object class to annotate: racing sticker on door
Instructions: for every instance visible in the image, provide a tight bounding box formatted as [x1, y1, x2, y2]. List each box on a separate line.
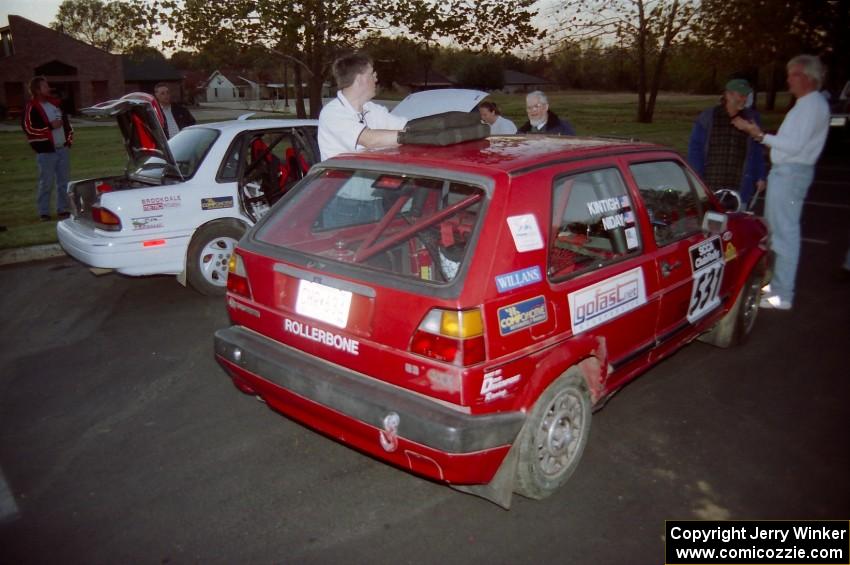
[568, 267, 647, 334]
[687, 236, 724, 323]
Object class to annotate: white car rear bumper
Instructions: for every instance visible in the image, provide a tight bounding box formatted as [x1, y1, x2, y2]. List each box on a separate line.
[57, 219, 190, 276]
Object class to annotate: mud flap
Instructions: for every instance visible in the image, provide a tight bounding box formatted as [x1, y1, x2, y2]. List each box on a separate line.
[451, 441, 519, 510]
[88, 267, 113, 276]
[176, 244, 189, 287]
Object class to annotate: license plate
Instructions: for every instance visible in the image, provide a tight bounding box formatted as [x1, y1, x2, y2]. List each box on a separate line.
[295, 279, 352, 328]
[830, 116, 847, 127]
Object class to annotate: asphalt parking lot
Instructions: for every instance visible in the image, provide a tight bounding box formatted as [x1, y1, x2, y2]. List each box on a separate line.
[0, 134, 848, 565]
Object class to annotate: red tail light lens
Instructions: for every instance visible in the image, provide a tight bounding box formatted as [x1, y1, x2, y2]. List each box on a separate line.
[227, 251, 252, 298]
[410, 308, 485, 366]
[91, 205, 121, 231]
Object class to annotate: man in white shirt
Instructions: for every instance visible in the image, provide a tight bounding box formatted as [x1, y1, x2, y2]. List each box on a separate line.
[318, 53, 407, 161]
[478, 101, 517, 135]
[733, 54, 830, 310]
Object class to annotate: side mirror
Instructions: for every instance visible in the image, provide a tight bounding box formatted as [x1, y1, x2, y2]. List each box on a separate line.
[702, 210, 728, 235]
[713, 188, 743, 212]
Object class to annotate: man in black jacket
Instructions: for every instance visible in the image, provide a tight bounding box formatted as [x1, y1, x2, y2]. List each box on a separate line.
[154, 83, 196, 138]
[22, 76, 73, 221]
[518, 90, 576, 136]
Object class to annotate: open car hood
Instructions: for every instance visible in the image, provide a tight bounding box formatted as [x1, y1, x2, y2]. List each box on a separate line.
[390, 89, 488, 120]
[82, 92, 178, 177]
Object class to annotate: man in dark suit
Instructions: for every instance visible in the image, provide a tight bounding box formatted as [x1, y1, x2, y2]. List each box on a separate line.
[518, 90, 575, 136]
[154, 82, 196, 138]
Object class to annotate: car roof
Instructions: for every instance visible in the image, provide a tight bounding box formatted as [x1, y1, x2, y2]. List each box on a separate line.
[327, 135, 669, 176]
[191, 118, 319, 133]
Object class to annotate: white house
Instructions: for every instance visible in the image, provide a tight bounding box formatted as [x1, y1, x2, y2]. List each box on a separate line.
[201, 70, 240, 102]
[238, 76, 262, 100]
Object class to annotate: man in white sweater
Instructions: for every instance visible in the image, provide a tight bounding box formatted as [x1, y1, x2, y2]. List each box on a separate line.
[733, 54, 830, 310]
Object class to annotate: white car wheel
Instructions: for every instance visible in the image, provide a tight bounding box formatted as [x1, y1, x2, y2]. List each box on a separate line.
[187, 220, 246, 295]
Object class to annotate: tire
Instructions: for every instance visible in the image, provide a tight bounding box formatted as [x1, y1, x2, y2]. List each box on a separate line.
[731, 268, 761, 345]
[698, 266, 761, 348]
[514, 369, 592, 500]
[186, 220, 246, 296]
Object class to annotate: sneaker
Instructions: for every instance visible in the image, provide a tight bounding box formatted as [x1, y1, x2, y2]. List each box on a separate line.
[39, 214, 51, 222]
[761, 283, 771, 294]
[57, 211, 70, 220]
[760, 294, 792, 310]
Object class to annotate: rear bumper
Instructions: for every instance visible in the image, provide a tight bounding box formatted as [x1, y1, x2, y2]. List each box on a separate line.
[214, 325, 524, 484]
[57, 218, 188, 276]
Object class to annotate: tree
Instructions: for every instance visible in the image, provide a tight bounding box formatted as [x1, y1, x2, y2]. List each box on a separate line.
[453, 54, 505, 90]
[361, 34, 422, 89]
[697, 0, 850, 109]
[383, 0, 542, 87]
[51, 0, 158, 53]
[157, 0, 541, 118]
[158, 0, 375, 118]
[551, 0, 698, 123]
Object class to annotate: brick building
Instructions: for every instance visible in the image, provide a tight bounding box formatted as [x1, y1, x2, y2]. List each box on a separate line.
[0, 15, 124, 116]
[123, 55, 186, 102]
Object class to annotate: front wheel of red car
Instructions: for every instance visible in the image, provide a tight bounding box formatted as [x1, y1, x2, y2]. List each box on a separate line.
[699, 266, 762, 348]
[514, 370, 592, 500]
[187, 219, 247, 296]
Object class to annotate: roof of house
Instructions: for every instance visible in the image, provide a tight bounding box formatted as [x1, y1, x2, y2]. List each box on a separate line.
[3, 15, 117, 57]
[122, 56, 183, 82]
[200, 70, 244, 88]
[503, 70, 551, 86]
[400, 69, 456, 87]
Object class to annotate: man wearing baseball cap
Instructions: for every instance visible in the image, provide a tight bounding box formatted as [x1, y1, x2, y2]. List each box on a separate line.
[688, 78, 767, 209]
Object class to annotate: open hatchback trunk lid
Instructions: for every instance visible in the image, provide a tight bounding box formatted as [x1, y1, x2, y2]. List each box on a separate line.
[390, 89, 488, 120]
[82, 92, 178, 176]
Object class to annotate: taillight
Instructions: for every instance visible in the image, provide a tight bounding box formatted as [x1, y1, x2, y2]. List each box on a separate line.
[227, 251, 252, 298]
[95, 181, 113, 194]
[91, 204, 121, 231]
[410, 308, 485, 366]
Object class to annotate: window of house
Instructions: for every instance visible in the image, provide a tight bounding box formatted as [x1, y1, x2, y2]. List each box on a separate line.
[1, 30, 14, 57]
[548, 167, 641, 280]
[629, 161, 708, 246]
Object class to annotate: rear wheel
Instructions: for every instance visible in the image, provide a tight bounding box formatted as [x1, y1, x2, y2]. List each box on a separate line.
[514, 370, 592, 500]
[186, 220, 246, 296]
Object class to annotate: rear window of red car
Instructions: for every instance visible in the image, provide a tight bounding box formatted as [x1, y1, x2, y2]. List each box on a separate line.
[254, 168, 486, 284]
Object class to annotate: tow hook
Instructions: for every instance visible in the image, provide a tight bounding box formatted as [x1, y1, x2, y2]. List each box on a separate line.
[379, 412, 400, 452]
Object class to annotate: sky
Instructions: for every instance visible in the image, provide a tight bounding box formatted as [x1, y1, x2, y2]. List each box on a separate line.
[1, 0, 565, 56]
[1, 0, 65, 28]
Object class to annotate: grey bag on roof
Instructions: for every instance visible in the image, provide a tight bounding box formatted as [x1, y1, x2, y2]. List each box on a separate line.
[399, 111, 489, 146]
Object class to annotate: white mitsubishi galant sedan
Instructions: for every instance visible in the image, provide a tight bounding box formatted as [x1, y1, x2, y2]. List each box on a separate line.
[57, 93, 320, 294]
[57, 89, 488, 294]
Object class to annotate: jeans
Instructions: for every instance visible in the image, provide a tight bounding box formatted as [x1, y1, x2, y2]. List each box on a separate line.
[764, 162, 815, 303]
[36, 147, 70, 216]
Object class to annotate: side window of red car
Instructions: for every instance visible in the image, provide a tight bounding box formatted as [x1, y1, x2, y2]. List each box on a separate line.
[548, 167, 641, 280]
[629, 160, 706, 246]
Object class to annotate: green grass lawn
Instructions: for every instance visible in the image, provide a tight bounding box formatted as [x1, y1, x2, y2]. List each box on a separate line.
[0, 126, 126, 249]
[489, 91, 788, 152]
[0, 91, 790, 250]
